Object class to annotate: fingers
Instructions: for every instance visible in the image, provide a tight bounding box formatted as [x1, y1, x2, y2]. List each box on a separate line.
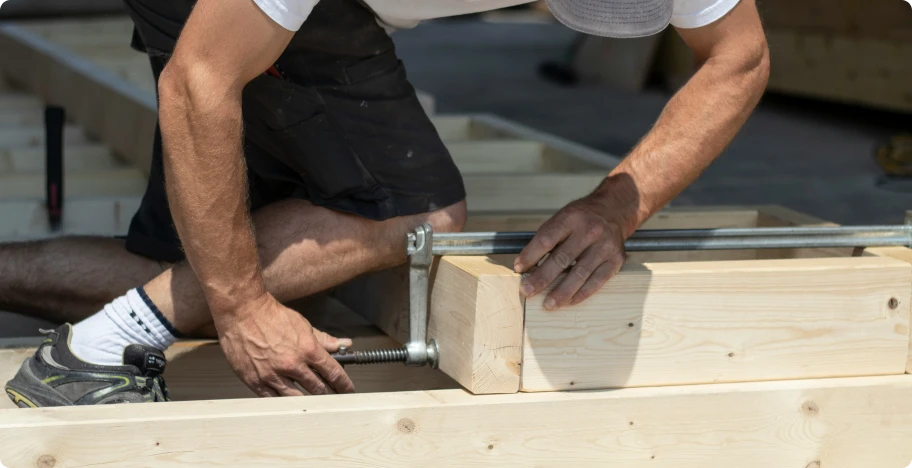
[312, 328, 353, 353]
[284, 365, 335, 395]
[514, 216, 570, 277]
[248, 377, 282, 398]
[308, 347, 355, 394]
[543, 243, 610, 309]
[519, 232, 588, 303]
[569, 260, 624, 306]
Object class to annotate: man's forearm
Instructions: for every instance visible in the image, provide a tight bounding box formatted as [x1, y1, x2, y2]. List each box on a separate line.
[157, 66, 267, 318]
[595, 45, 770, 237]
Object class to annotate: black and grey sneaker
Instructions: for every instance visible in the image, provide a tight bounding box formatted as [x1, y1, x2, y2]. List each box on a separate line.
[5, 324, 170, 407]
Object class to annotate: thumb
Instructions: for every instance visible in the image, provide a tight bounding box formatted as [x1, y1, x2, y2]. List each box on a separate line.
[312, 328, 353, 352]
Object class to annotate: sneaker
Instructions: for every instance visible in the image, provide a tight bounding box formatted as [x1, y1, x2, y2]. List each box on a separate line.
[5, 324, 170, 407]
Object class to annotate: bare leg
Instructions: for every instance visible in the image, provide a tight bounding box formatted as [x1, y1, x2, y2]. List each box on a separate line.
[0, 237, 165, 322]
[144, 198, 467, 333]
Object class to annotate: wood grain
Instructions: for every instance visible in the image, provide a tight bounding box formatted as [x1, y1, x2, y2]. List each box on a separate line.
[427, 256, 523, 394]
[2, 375, 912, 467]
[521, 257, 912, 391]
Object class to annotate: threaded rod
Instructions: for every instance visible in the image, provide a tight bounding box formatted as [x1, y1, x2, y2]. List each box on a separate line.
[331, 347, 408, 365]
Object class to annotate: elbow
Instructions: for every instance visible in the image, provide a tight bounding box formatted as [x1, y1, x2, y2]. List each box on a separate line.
[740, 38, 770, 100]
[158, 57, 239, 122]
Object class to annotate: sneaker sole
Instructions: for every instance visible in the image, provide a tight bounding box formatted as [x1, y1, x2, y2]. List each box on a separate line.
[5, 358, 74, 407]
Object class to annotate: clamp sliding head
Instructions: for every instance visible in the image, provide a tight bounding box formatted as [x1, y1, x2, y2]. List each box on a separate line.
[405, 223, 439, 368]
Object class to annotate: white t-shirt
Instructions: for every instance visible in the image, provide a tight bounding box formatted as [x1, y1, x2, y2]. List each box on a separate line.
[253, 0, 740, 33]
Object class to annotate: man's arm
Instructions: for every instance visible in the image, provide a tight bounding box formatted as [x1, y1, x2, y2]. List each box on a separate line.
[158, 0, 353, 396]
[515, 0, 770, 309]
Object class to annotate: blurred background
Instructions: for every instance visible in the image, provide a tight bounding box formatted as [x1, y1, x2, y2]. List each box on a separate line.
[1, 0, 911, 224]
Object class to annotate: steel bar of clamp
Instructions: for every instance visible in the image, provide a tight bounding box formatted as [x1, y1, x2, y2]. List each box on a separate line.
[335, 219, 912, 368]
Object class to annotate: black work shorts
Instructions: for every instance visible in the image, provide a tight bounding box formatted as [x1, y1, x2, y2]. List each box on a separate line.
[122, 0, 466, 263]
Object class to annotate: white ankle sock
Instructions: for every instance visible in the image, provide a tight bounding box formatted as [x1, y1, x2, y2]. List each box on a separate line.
[70, 287, 181, 366]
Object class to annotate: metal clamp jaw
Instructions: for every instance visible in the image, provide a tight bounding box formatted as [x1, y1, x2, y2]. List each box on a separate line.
[404, 223, 439, 368]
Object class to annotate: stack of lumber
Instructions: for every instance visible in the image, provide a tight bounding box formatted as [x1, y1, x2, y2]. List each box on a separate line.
[2, 16, 912, 468]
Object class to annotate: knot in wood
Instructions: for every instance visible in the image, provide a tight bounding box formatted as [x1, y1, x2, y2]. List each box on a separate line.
[397, 418, 416, 434]
[806, 461, 821, 468]
[802, 401, 819, 416]
[37, 455, 57, 467]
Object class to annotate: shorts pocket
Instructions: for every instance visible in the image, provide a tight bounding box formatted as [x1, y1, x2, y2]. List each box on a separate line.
[242, 75, 380, 201]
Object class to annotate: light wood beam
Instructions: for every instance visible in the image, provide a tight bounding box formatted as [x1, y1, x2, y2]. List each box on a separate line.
[2, 375, 912, 467]
[521, 256, 912, 391]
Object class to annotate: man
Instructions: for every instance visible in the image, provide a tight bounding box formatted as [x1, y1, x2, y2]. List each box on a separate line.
[2, 0, 768, 406]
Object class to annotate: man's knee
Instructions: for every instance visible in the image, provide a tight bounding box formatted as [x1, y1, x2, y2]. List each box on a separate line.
[427, 200, 467, 234]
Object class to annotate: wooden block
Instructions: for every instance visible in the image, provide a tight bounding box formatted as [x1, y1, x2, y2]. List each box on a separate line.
[3, 375, 912, 467]
[428, 256, 523, 394]
[0, 169, 146, 199]
[446, 140, 546, 173]
[521, 256, 912, 392]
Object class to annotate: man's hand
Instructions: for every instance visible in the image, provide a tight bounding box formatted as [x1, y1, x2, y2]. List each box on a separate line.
[216, 293, 355, 396]
[514, 182, 632, 310]
[516, 0, 769, 310]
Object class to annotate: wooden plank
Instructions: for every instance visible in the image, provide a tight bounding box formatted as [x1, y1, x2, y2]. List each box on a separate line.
[446, 140, 546, 173]
[2, 144, 118, 173]
[464, 173, 605, 211]
[0, 169, 146, 199]
[427, 256, 523, 394]
[0, 296, 456, 409]
[2, 375, 912, 467]
[0, 196, 140, 240]
[756, 205, 912, 375]
[521, 256, 912, 392]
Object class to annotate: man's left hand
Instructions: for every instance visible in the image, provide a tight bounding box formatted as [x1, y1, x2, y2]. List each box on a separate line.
[513, 193, 628, 310]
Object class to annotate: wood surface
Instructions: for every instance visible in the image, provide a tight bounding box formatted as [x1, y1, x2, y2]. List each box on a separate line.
[756, 204, 912, 374]
[2, 375, 912, 467]
[427, 256, 523, 394]
[521, 256, 912, 392]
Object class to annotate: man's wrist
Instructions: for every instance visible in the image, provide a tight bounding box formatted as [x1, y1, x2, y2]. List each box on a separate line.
[590, 173, 650, 239]
[205, 277, 270, 321]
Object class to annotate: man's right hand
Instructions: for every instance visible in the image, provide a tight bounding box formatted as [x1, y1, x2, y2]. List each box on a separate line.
[215, 293, 355, 397]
